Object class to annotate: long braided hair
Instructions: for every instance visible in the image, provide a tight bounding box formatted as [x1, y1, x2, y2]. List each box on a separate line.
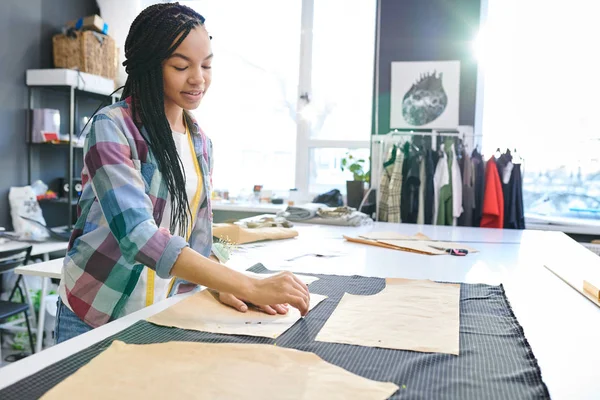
[122, 3, 206, 238]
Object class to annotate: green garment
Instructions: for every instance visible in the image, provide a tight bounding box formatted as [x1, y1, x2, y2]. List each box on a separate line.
[436, 143, 454, 226]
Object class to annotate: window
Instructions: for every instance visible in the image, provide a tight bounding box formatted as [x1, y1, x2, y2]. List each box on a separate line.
[479, 0, 600, 223]
[309, 147, 371, 195]
[183, 0, 377, 198]
[182, 0, 301, 198]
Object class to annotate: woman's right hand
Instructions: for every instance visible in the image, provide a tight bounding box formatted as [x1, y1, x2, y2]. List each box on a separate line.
[244, 271, 310, 316]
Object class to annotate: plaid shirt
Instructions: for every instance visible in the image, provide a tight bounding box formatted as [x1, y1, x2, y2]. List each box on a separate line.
[61, 98, 213, 328]
[386, 147, 404, 223]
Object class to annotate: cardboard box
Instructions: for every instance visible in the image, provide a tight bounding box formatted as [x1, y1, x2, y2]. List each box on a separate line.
[67, 15, 108, 35]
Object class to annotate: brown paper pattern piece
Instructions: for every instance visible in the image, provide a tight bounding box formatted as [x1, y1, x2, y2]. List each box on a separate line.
[41, 341, 399, 400]
[213, 223, 298, 244]
[148, 289, 327, 339]
[316, 278, 460, 355]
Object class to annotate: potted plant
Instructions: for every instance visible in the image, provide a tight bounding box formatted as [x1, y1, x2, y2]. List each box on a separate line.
[340, 152, 370, 210]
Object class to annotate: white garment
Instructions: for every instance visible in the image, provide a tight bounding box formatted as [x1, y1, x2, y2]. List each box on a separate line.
[502, 161, 514, 185]
[122, 129, 200, 317]
[416, 157, 425, 225]
[451, 144, 463, 226]
[433, 151, 449, 225]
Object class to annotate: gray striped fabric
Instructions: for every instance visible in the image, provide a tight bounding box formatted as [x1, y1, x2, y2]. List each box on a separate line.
[0, 264, 549, 400]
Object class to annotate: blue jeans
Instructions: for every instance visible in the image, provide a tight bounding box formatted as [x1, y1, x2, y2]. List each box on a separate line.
[55, 298, 93, 344]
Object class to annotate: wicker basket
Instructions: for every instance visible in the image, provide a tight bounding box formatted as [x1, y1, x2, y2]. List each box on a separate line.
[53, 31, 117, 80]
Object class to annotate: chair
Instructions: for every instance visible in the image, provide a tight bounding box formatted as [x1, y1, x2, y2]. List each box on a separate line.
[0, 246, 35, 361]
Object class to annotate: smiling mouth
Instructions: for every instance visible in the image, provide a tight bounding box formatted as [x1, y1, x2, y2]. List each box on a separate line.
[182, 91, 203, 96]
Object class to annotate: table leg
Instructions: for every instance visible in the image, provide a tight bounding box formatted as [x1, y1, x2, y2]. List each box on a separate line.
[35, 277, 48, 353]
[35, 253, 51, 353]
[20, 276, 37, 327]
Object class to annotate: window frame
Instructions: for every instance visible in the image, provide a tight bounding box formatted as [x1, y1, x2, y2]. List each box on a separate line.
[295, 0, 375, 198]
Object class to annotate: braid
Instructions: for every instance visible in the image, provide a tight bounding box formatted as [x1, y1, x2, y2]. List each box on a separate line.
[121, 3, 206, 238]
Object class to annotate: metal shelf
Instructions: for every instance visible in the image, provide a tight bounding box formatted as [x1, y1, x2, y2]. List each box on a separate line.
[26, 69, 116, 96]
[27, 71, 118, 230]
[28, 141, 84, 148]
[39, 198, 78, 206]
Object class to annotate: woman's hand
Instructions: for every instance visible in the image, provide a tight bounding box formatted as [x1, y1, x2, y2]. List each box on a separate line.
[244, 271, 310, 316]
[218, 292, 289, 315]
[171, 248, 310, 315]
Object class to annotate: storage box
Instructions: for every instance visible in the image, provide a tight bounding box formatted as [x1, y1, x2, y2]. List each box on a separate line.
[67, 14, 108, 35]
[30, 109, 61, 143]
[53, 31, 117, 80]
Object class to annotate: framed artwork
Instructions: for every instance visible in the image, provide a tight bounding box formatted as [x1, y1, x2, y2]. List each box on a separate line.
[390, 61, 460, 129]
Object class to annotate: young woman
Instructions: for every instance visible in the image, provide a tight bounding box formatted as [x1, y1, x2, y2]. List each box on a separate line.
[55, 3, 309, 343]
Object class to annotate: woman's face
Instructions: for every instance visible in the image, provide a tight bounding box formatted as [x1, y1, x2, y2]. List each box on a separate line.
[162, 26, 213, 111]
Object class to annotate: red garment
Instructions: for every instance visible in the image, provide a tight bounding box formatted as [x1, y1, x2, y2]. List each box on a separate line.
[480, 157, 504, 228]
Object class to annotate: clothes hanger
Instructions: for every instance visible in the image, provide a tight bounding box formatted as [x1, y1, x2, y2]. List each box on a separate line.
[513, 148, 523, 164]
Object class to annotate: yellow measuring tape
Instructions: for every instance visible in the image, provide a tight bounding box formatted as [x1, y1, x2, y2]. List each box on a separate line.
[145, 119, 204, 307]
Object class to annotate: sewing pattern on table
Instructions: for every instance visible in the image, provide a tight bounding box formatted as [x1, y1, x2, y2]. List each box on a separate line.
[40, 341, 399, 400]
[315, 278, 460, 355]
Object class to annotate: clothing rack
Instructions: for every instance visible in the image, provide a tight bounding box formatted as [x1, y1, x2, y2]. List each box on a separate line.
[370, 130, 524, 229]
[370, 128, 480, 221]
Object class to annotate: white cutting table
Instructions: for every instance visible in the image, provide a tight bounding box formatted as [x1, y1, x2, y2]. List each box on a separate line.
[1, 222, 599, 399]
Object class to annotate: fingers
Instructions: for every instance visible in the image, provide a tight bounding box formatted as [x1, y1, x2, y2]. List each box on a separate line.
[292, 279, 309, 299]
[279, 271, 310, 298]
[277, 272, 310, 316]
[259, 305, 277, 315]
[258, 303, 289, 315]
[219, 293, 248, 312]
[291, 274, 310, 297]
[289, 290, 309, 316]
[271, 304, 289, 315]
[288, 296, 309, 316]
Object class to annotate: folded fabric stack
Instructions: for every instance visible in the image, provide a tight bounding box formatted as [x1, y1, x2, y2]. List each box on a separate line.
[241, 216, 294, 229]
[283, 203, 327, 221]
[279, 204, 372, 227]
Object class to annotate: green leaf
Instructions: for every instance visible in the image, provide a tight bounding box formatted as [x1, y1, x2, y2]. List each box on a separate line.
[357, 159, 365, 163]
[349, 164, 362, 173]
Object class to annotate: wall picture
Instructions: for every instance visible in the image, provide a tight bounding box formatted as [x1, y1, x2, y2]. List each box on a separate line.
[390, 61, 460, 129]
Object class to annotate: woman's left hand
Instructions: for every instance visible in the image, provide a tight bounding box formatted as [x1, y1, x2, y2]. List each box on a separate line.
[218, 292, 289, 315]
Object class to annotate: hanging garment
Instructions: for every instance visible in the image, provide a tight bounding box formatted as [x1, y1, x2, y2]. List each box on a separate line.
[438, 153, 453, 226]
[458, 147, 465, 180]
[386, 146, 405, 223]
[458, 149, 475, 227]
[471, 149, 485, 227]
[399, 142, 410, 222]
[481, 157, 504, 229]
[432, 150, 440, 171]
[502, 160, 514, 229]
[424, 150, 435, 225]
[377, 144, 396, 222]
[450, 144, 463, 226]
[417, 157, 426, 225]
[496, 152, 513, 229]
[505, 163, 526, 229]
[434, 150, 451, 225]
[401, 146, 421, 224]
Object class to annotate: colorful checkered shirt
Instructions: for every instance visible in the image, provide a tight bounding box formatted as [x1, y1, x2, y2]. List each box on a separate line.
[61, 98, 213, 328]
